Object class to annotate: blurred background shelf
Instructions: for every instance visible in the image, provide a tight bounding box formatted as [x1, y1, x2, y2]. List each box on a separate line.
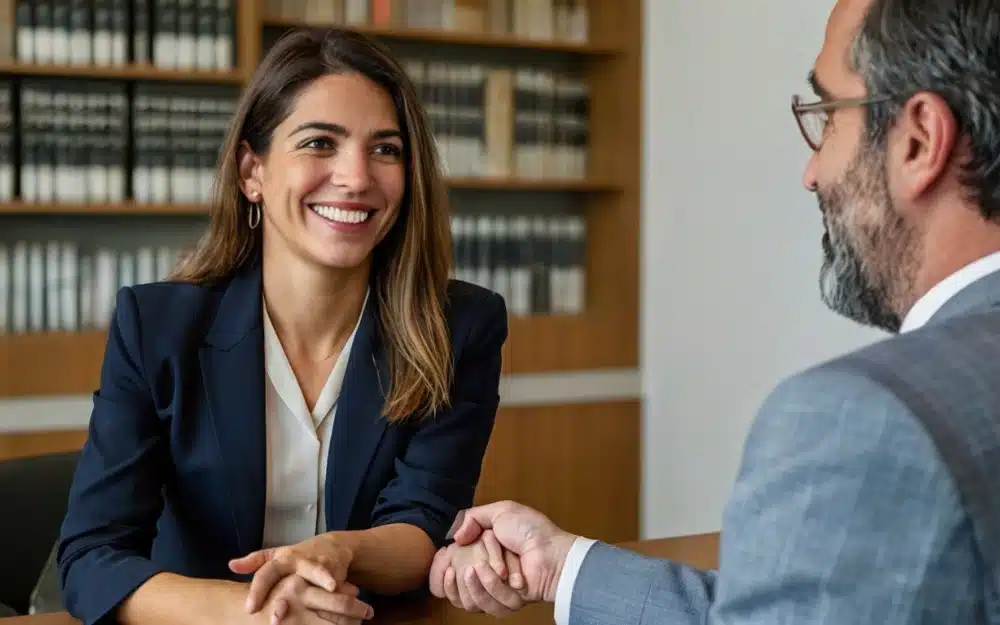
[0, 331, 107, 398]
[0, 61, 246, 84]
[0, 201, 211, 215]
[446, 176, 621, 191]
[262, 18, 618, 55]
[0, 0, 644, 552]
[0, 309, 637, 397]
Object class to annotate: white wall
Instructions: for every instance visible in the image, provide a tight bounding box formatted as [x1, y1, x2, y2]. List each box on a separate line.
[640, 0, 886, 538]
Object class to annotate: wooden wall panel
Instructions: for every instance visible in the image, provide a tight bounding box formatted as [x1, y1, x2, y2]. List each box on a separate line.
[0, 401, 641, 547]
[474, 400, 641, 544]
[0, 430, 88, 462]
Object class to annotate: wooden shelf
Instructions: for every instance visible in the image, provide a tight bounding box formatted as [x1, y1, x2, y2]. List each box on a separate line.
[263, 19, 618, 55]
[0, 331, 107, 398]
[0, 201, 210, 215]
[0, 179, 617, 216]
[503, 313, 638, 374]
[0, 61, 245, 84]
[447, 177, 621, 191]
[0, 309, 636, 397]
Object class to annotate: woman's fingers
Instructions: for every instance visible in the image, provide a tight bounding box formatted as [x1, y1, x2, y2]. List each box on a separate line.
[246, 559, 290, 612]
[290, 558, 339, 593]
[504, 550, 524, 590]
[461, 563, 522, 617]
[443, 566, 467, 611]
[298, 586, 374, 622]
[246, 554, 347, 613]
[269, 598, 290, 625]
[481, 530, 507, 579]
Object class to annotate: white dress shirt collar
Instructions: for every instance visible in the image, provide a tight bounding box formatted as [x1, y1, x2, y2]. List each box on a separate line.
[901, 250, 1000, 332]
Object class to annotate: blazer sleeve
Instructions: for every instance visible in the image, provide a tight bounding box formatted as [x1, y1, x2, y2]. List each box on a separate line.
[369, 290, 507, 548]
[56, 287, 170, 625]
[566, 365, 981, 625]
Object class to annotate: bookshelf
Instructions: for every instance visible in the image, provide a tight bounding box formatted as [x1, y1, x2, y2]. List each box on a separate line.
[0, 0, 642, 396]
[261, 18, 620, 55]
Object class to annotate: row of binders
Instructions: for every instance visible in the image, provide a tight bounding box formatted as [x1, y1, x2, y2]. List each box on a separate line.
[404, 58, 589, 180]
[4, 0, 236, 71]
[452, 213, 585, 317]
[0, 211, 587, 334]
[0, 78, 238, 205]
[0, 242, 184, 335]
[0, 58, 589, 204]
[266, 0, 590, 42]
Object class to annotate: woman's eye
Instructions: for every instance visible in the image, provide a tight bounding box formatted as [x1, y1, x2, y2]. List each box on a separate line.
[303, 137, 335, 150]
[373, 144, 402, 158]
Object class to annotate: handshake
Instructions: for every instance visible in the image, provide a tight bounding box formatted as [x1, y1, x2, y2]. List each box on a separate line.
[227, 500, 580, 624]
[428, 501, 578, 617]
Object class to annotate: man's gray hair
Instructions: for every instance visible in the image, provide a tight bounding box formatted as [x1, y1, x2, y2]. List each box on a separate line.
[849, 0, 1000, 219]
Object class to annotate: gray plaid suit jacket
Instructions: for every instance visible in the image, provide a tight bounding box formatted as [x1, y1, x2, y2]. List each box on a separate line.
[570, 270, 1000, 625]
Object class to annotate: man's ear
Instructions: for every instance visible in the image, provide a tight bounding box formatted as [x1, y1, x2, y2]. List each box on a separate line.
[237, 140, 264, 201]
[888, 91, 958, 202]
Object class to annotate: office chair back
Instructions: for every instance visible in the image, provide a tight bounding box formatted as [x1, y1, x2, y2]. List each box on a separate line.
[0, 451, 80, 615]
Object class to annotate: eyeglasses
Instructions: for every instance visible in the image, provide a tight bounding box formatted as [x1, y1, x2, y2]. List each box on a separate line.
[791, 94, 891, 151]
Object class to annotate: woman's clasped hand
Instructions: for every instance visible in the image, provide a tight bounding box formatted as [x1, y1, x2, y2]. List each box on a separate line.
[429, 529, 528, 617]
[228, 534, 375, 624]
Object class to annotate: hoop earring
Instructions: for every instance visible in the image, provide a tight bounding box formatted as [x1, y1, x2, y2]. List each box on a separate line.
[248, 202, 261, 229]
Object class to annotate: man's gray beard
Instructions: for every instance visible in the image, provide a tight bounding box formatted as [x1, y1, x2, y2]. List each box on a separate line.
[817, 147, 911, 334]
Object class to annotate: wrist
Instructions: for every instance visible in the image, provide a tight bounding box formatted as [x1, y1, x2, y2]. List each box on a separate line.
[542, 532, 578, 603]
[324, 530, 359, 557]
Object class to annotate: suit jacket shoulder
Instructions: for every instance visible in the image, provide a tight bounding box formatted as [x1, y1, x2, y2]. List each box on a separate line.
[569, 320, 991, 625]
[444, 279, 508, 357]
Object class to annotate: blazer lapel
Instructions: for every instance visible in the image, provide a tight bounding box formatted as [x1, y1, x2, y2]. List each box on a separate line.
[199, 258, 267, 556]
[325, 295, 389, 531]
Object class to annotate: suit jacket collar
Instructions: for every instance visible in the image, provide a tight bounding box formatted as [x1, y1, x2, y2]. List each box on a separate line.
[199, 255, 389, 556]
[927, 266, 1000, 326]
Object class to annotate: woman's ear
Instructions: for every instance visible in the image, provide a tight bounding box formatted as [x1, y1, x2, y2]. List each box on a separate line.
[237, 140, 264, 201]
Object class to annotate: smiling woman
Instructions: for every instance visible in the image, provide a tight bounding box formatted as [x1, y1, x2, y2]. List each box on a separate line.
[54, 27, 508, 625]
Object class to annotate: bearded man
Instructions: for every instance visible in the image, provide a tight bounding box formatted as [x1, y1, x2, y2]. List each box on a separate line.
[429, 1, 1000, 623]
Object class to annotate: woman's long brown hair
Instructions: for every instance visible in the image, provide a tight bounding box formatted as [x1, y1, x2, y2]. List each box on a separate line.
[170, 27, 454, 422]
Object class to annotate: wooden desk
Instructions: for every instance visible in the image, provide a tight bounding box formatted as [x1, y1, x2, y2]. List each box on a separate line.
[0, 533, 720, 625]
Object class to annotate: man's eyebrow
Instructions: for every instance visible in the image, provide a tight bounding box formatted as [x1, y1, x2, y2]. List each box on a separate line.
[808, 70, 831, 100]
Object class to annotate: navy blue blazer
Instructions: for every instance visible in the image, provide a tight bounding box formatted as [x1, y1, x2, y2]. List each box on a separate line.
[55, 257, 507, 625]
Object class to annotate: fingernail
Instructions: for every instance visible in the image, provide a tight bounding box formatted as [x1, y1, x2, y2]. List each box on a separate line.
[510, 573, 523, 589]
[270, 614, 278, 625]
[245, 598, 253, 612]
[367, 607, 375, 620]
[446, 510, 466, 540]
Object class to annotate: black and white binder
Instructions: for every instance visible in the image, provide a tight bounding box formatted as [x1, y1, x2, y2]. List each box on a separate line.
[214, 0, 233, 70]
[154, 0, 178, 69]
[92, 0, 112, 65]
[51, 0, 70, 64]
[16, 0, 35, 63]
[0, 244, 8, 335]
[196, 0, 216, 70]
[68, 0, 91, 65]
[176, 0, 197, 69]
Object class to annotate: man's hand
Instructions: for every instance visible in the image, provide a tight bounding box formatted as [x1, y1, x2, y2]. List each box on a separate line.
[431, 500, 577, 613]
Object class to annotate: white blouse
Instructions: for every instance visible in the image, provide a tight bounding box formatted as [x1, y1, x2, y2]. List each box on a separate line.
[260, 292, 367, 548]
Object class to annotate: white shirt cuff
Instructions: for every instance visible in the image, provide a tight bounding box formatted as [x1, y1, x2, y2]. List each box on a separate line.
[553, 537, 597, 625]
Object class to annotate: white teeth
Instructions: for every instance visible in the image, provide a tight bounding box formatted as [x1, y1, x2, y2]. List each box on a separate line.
[310, 205, 371, 224]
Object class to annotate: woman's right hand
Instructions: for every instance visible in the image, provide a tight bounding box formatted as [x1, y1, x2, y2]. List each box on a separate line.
[262, 575, 373, 625]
